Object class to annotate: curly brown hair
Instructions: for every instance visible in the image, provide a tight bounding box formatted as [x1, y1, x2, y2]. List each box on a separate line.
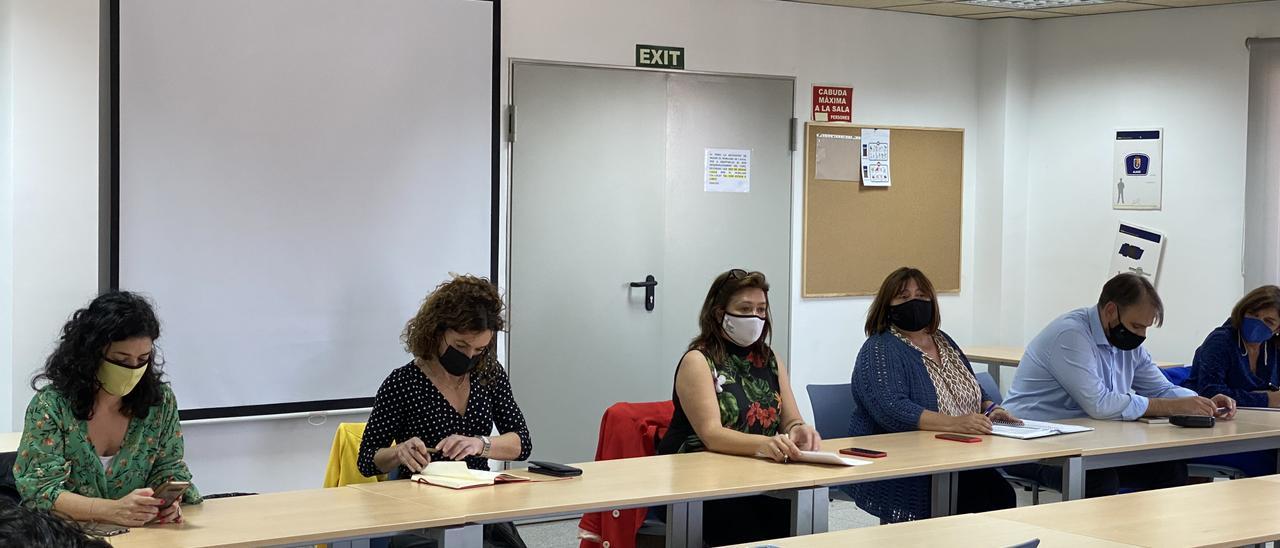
[403, 275, 505, 380]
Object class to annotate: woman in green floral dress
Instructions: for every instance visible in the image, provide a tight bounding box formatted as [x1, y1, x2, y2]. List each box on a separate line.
[14, 291, 200, 527]
[657, 269, 821, 546]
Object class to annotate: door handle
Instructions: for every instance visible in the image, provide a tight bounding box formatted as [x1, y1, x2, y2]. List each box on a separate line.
[629, 275, 659, 312]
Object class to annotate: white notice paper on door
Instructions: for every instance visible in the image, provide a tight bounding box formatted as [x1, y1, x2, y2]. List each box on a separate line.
[704, 148, 751, 193]
[860, 128, 891, 187]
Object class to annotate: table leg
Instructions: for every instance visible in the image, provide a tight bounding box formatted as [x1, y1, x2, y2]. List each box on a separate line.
[930, 472, 958, 517]
[439, 524, 483, 548]
[988, 363, 1001, 389]
[1060, 456, 1084, 501]
[786, 487, 829, 536]
[666, 501, 703, 548]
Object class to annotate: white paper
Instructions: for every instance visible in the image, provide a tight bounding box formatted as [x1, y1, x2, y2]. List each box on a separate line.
[704, 148, 751, 193]
[1109, 222, 1165, 283]
[795, 450, 872, 466]
[814, 133, 860, 182]
[1113, 129, 1163, 210]
[859, 128, 891, 187]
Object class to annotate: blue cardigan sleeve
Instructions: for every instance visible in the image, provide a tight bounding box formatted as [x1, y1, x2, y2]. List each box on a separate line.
[852, 335, 927, 432]
[1190, 330, 1268, 407]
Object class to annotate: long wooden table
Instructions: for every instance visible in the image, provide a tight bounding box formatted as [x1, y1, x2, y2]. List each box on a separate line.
[106, 486, 464, 548]
[105, 417, 1280, 548]
[1041, 416, 1280, 500]
[813, 432, 1077, 517]
[109, 432, 1079, 548]
[739, 475, 1280, 548]
[991, 475, 1280, 547]
[725, 514, 1140, 548]
[351, 451, 830, 548]
[964, 345, 1184, 386]
[1227, 407, 1280, 428]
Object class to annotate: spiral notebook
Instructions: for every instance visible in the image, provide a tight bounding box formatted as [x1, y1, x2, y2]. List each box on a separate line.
[991, 420, 1094, 440]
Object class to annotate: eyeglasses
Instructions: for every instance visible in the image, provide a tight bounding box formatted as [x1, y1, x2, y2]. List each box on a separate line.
[711, 268, 758, 299]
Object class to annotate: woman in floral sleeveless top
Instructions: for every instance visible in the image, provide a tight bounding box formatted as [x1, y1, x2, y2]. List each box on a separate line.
[658, 269, 820, 546]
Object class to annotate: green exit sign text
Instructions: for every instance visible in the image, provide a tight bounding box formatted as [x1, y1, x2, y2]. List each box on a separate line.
[635, 45, 685, 70]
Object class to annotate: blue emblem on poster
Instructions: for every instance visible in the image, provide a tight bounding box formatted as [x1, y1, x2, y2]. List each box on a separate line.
[1125, 153, 1149, 176]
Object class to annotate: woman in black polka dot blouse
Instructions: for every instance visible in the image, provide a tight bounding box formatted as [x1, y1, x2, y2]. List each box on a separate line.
[357, 275, 532, 480]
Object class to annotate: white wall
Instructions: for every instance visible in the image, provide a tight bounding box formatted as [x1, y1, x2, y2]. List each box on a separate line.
[0, 0, 12, 432]
[7, 0, 100, 428]
[181, 411, 369, 494]
[502, 0, 983, 422]
[1015, 4, 1280, 365]
[975, 19, 1035, 358]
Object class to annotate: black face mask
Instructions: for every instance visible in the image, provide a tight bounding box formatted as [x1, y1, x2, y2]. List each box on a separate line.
[888, 299, 934, 332]
[1107, 316, 1146, 351]
[439, 345, 483, 376]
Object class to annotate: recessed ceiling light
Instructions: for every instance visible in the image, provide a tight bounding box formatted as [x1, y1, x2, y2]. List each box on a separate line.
[960, 0, 1105, 9]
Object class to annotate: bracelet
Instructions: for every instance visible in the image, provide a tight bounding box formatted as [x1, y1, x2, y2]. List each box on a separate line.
[784, 420, 805, 434]
[479, 435, 492, 459]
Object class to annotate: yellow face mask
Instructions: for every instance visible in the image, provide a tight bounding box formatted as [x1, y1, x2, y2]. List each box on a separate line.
[97, 358, 148, 396]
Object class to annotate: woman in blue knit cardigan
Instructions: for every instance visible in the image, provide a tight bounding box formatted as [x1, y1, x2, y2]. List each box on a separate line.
[846, 267, 1019, 523]
[1181, 285, 1280, 477]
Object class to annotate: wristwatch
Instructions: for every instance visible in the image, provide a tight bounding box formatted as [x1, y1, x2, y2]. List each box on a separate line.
[479, 435, 492, 459]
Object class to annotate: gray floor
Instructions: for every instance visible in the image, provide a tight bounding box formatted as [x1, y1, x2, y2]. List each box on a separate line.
[516, 488, 1056, 547]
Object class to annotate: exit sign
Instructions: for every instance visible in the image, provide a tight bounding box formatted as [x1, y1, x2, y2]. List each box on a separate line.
[635, 44, 685, 70]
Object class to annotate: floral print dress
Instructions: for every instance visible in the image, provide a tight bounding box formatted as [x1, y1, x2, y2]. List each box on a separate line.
[659, 344, 783, 454]
[14, 385, 202, 510]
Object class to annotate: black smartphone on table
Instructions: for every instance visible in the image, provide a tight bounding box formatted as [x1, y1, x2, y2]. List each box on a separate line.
[527, 461, 583, 477]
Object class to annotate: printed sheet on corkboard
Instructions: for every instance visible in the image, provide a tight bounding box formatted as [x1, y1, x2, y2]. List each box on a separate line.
[803, 122, 963, 297]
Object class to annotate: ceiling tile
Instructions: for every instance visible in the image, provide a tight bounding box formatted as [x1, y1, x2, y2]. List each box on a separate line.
[1042, 1, 1165, 12]
[785, 0, 940, 8]
[963, 9, 1073, 17]
[1131, 0, 1261, 7]
[884, 2, 1012, 15]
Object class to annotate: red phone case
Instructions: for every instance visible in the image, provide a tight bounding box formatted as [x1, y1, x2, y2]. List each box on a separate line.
[935, 433, 982, 443]
[840, 448, 887, 458]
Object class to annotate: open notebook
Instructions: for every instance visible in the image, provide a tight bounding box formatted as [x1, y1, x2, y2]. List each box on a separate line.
[411, 461, 531, 489]
[991, 420, 1094, 440]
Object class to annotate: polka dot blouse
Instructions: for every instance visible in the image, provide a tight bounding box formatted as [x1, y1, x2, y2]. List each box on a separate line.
[357, 362, 533, 477]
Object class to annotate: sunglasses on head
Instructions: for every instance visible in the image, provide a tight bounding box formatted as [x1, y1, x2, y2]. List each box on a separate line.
[711, 269, 764, 300]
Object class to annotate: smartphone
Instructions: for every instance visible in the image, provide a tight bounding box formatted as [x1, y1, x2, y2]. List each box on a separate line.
[935, 433, 982, 443]
[152, 480, 191, 510]
[527, 460, 583, 478]
[840, 447, 887, 458]
[1170, 415, 1215, 428]
[80, 522, 129, 537]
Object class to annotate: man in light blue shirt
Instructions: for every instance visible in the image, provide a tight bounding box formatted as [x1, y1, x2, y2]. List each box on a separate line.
[1003, 273, 1237, 497]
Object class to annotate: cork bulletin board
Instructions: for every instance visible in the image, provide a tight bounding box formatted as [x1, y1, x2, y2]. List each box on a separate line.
[803, 122, 964, 297]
